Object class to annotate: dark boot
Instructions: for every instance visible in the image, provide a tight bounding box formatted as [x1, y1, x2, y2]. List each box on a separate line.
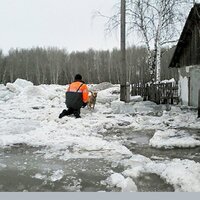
[59, 108, 74, 118]
[59, 109, 68, 118]
[74, 109, 81, 118]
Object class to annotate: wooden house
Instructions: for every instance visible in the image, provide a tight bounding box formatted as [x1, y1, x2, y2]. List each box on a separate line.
[169, 3, 200, 107]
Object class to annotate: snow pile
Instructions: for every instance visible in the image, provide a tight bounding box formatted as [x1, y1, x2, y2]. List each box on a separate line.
[162, 108, 200, 129]
[130, 95, 143, 102]
[2, 79, 59, 104]
[90, 82, 113, 91]
[0, 83, 15, 101]
[6, 78, 33, 93]
[0, 163, 7, 169]
[22, 86, 48, 98]
[32, 170, 64, 182]
[1, 79, 37, 102]
[146, 159, 200, 192]
[121, 155, 200, 192]
[97, 86, 119, 104]
[50, 170, 64, 182]
[13, 79, 33, 88]
[26, 129, 132, 160]
[103, 173, 137, 192]
[160, 78, 176, 86]
[111, 100, 163, 115]
[32, 173, 46, 180]
[122, 155, 151, 178]
[0, 84, 5, 89]
[149, 129, 200, 149]
[20, 85, 57, 101]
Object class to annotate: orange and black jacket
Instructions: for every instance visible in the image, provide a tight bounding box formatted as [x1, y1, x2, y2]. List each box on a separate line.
[65, 81, 89, 109]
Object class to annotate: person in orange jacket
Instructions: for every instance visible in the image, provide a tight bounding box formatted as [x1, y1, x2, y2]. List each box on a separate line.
[59, 74, 89, 118]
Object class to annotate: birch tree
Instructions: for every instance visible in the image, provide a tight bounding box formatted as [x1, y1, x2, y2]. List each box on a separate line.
[127, 0, 194, 82]
[98, 0, 193, 83]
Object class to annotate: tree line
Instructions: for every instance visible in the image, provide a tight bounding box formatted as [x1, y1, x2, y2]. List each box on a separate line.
[0, 46, 177, 85]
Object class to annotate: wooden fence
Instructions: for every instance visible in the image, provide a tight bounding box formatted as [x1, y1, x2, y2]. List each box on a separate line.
[131, 82, 179, 105]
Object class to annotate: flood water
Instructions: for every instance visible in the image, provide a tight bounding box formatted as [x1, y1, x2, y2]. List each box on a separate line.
[106, 127, 200, 163]
[0, 126, 200, 192]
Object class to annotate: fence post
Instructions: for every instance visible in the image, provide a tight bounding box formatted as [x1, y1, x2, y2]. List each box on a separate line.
[166, 91, 171, 111]
[131, 84, 133, 96]
[198, 89, 200, 118]
[170, 83, 174, 104]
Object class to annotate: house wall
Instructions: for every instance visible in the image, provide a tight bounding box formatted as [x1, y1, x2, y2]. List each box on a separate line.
[190, 67, 200, 107]
[179, 65, 200, 107]
[179, 72, 189, 105]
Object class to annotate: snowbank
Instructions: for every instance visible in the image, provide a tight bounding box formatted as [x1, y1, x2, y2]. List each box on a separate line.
[111, 100, 163, 115]
[149, 129, 200, 149]
[146, 159, 200, 192]
[6, 78, 33, 93]
[90, 82, 113, 91]
[130, 95, 143, 102]
[121, 155, 200, 192]
[103, 173, 137, 192]
[160, 78, 176, 86]
[97, 86, 119, 104]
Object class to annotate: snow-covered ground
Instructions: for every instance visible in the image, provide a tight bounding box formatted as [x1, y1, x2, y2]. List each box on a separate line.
[0, 79, 200, 192]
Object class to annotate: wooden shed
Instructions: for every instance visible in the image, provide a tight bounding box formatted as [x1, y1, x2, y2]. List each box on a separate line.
[169, 3, 200, 107]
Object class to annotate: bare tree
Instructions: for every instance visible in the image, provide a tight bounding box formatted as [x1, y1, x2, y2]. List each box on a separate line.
[126, 0, 195, 82]
[1, 45, 176, 85]
[96, 0, 194, 83]
[128, 0, 191, 82]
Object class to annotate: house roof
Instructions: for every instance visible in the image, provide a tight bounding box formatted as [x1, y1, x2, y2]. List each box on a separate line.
[169, 3, 200, 68]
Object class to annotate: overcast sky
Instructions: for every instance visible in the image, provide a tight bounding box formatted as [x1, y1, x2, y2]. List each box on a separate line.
[0, 0, 120, 54]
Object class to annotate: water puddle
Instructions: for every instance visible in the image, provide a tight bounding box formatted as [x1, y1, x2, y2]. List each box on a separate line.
[135, 173, 174, 192]
[102, 127, 200, 162]
[0, 144, 122, 192]
[1, 126, 200, 191]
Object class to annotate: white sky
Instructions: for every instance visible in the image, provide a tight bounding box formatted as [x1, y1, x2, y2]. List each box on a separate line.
[0, 0, 120, 54]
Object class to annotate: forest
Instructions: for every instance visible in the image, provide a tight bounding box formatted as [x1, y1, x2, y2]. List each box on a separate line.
[0, 46, 178, 85]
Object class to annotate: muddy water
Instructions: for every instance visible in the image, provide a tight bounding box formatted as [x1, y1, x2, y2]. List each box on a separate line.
[0, 126, 199, 192]
[0, 144, 122, 192]
[100, 126, 200, 192]
[0, 144, 173, 192]
[103, 127, 200, 162]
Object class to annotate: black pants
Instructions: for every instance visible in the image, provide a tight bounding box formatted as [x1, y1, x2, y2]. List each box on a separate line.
[59, 108, 81, 118]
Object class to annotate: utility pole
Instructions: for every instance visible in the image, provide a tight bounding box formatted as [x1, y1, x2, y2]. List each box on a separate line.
[198, 89, 200, 118]
[120, 0, 130, 102]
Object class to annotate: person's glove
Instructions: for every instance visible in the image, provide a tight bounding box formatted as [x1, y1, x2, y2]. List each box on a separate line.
[82, 102, 87, 108]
